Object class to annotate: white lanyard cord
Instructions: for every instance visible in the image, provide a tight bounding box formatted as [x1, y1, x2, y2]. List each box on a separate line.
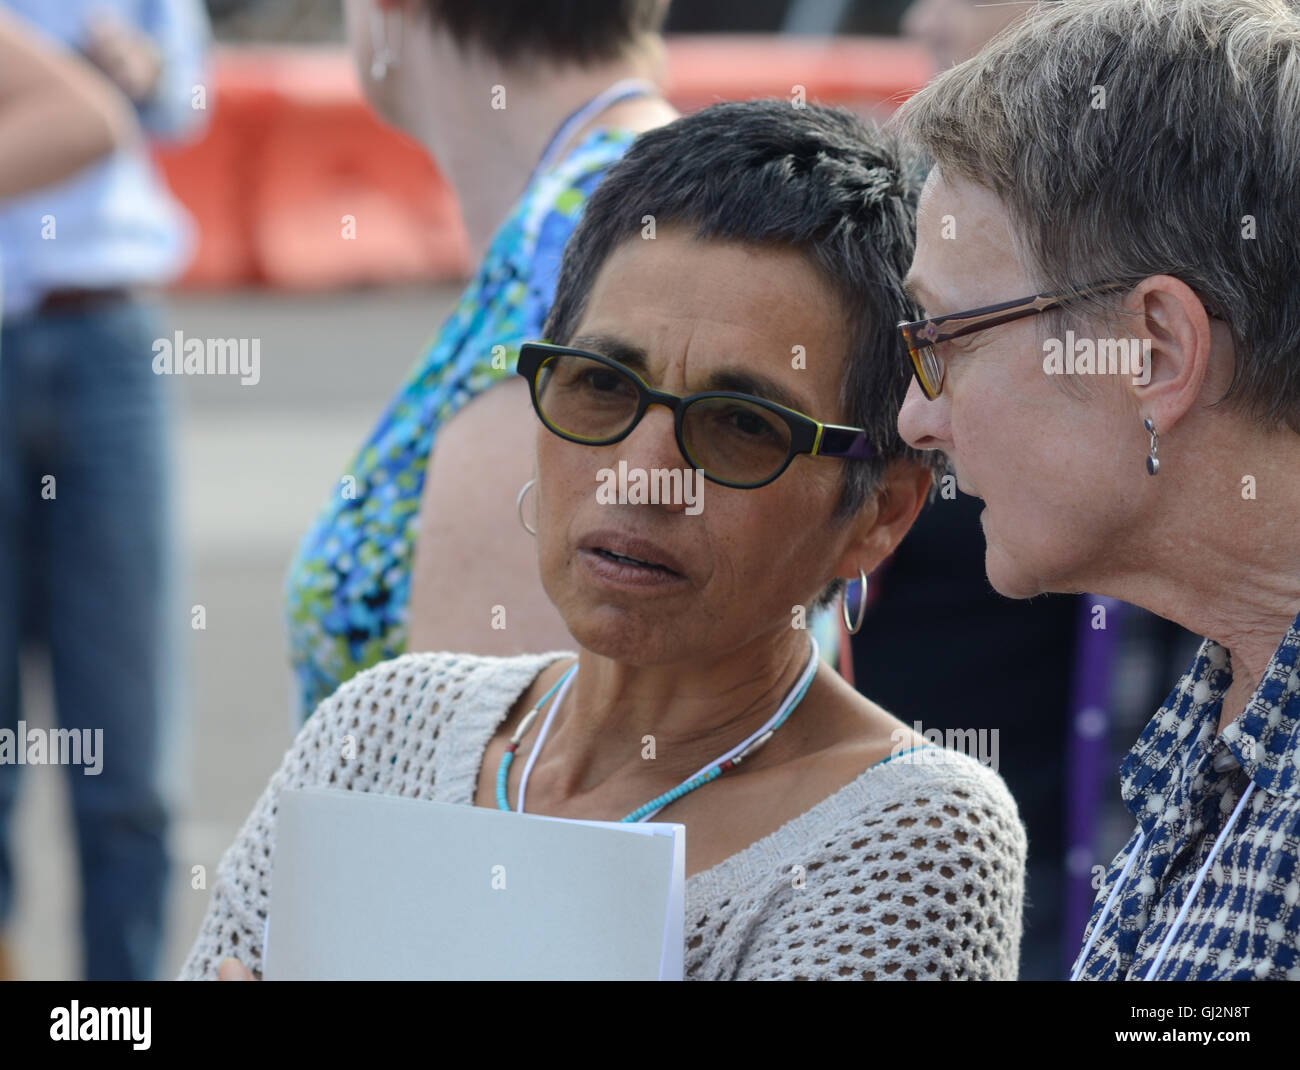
[1142, 781, 1255, 980]
[516, 637, 821, 821]
[1070, 780, 1257, 980]
[516, 663, 578, 815]
[1070, 828, 1146, 981]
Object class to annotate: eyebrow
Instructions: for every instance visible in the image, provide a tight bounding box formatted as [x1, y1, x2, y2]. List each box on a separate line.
[567, 333, 814, 415]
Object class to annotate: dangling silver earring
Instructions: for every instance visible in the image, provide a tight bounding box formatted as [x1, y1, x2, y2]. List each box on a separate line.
[369, 5, 402, 81]
[841, 567, 868, 635]
[516, 478, 537, 535]
[1144, 417, 1160, 476]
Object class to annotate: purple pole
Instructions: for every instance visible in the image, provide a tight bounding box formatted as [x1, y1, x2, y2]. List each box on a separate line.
[1062, 594, 1126, 976]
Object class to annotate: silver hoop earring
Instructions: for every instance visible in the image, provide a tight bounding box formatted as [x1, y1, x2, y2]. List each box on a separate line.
[369, 5, 401, 81]
[1144, 416, 1160, 476]
[841, 567, 868, 636]
[516, 478, 537, 535]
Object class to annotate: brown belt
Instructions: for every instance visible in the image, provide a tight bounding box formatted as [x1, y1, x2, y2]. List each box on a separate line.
[36, 287, 133, 314]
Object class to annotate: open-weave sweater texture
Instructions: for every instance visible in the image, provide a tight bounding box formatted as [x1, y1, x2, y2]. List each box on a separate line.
[179, 650, 1027, 980]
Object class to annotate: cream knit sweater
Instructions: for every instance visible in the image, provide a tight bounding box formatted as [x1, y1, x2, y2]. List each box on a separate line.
[179, 650, 1027, 980]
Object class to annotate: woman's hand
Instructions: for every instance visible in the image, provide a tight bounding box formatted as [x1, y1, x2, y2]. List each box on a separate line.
[217, 957, 258, 981]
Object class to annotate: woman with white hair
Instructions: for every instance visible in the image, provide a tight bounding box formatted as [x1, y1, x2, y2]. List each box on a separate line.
[896, 0, 1300, 980]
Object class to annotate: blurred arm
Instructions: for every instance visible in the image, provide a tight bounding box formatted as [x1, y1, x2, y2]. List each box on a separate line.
[0, 7, 138, 199]
[407, 376, 574, 656]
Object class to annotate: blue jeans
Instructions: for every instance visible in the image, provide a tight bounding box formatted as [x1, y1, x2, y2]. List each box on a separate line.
[0, 299, 178, 980]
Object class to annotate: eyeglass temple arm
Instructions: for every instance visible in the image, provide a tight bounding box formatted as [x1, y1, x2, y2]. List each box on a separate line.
[917, 298, 1063, 345]
[913, 282, 1130, 345]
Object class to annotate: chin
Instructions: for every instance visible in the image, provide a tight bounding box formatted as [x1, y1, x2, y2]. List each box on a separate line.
[543, 581, 653, 664]
[983, 543, 1049, 601]
[568, 612, 670, 666]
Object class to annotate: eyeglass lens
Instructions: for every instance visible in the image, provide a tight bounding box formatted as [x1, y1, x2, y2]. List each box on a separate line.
[535, 352, 794, 485]
[916, 343, 942, 395]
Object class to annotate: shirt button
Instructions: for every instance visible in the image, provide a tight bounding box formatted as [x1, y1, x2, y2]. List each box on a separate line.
[1212, 748, 1239, 772]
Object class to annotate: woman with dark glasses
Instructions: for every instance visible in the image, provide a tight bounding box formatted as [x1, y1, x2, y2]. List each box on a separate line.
[182, 100, 1026, 981]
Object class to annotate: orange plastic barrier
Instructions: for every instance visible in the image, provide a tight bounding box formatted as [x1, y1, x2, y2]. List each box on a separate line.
[663, 34, 931, 114]
[152, 37, 932, 291]
[153, 48, 467, 290]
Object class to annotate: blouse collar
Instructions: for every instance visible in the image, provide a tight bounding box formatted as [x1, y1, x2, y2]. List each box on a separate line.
[1121, 606, 1300, 813]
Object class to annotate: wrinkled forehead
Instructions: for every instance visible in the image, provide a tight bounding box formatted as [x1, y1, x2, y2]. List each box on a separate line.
[572, 226, 856, 419]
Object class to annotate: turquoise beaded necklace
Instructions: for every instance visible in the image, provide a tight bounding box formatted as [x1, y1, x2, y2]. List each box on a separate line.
[496, 638, 820, 823]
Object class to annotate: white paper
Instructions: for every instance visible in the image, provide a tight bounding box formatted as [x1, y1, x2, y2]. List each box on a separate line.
[263, 787, 685, 980]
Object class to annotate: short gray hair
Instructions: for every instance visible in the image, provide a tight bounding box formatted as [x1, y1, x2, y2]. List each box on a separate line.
[896, 0, 1300, 432]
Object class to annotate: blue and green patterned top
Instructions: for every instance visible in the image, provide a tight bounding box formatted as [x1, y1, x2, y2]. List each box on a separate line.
[284, 126, 841, 724]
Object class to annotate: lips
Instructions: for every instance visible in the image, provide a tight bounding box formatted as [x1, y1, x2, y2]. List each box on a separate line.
[578, 530, 686, 577]
[945, 459, 979, 498]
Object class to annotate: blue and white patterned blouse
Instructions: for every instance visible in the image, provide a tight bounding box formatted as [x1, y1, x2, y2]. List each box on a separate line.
[1071, 606, 1300, 980]
[283, 125, 843, 723]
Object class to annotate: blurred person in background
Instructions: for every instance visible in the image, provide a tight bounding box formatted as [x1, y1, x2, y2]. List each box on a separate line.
[0, 0, 141, 985]
[284, 1, 694, 725]
[0, 0, 210, 980]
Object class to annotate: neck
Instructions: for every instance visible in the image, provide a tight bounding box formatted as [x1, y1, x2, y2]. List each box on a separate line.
[1084, 422, 1300, 735]
[530, 627, 819, 805]
[393, 38, 675, 262]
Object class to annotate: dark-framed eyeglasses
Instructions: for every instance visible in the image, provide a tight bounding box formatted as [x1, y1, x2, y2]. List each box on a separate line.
[516, 341, 872, 490]
[898, 281, 1129, 400]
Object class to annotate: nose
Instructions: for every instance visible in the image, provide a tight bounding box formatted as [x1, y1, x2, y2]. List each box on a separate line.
[613, 402, 695, 510]
[897, 376, 951, 453]
[637, 398, 686, 459]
